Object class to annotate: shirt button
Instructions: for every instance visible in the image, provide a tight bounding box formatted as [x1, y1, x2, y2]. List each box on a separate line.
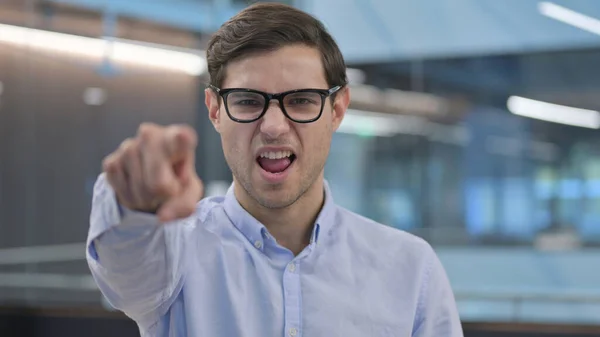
[288, 263, 296, 272]
[254, 241, 262, 249]
[289, 328, 298, 336]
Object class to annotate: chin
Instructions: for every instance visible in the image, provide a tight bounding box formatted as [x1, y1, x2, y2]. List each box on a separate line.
[257, 189, 301, 209]
[251, 173, 300, 208]
[253, 172, 295, 193]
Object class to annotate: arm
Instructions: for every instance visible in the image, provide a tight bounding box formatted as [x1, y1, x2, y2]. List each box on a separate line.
[86, 173, 192, 327]
[412, 247, 464, 337]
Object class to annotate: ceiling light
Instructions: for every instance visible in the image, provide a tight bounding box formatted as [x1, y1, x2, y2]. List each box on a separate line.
[507, 95, 600, 129]
[338, 109, 401, 137]
[539, 2, 600, 36]
[0, 23, 206, 76]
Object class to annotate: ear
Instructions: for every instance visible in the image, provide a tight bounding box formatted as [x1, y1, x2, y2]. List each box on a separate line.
[205, 88, 222, 133]
[331, 86, 350, 132]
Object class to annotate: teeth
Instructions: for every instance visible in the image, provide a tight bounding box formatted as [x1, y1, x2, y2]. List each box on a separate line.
[259, 150, 293, 159]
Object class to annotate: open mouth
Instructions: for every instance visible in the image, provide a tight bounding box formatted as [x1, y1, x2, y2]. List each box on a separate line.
[257, 150, 296, 174]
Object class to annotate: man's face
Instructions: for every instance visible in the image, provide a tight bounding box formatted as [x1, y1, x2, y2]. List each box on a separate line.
[206, 44, 349, 209]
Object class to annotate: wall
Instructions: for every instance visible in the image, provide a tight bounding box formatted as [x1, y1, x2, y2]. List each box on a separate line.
[0, 43, 202, 305]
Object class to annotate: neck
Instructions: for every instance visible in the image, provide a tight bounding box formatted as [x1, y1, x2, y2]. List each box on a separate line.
[235, 176, 325, 256]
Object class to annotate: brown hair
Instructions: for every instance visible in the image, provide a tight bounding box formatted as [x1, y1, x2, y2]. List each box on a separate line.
[206, 2, 348, 90]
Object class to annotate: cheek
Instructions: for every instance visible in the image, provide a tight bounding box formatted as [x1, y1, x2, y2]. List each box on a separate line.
[222, 125, 254, 154]
[300, 123, 332, 157]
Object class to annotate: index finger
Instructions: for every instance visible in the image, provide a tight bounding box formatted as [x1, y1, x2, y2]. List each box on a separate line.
[163, 125, 198, 161]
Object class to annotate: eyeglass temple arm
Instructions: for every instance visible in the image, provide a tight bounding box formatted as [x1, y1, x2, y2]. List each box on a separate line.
[328, 85, 342, 95]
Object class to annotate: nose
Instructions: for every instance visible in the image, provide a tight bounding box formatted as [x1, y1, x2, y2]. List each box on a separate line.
[259, 100, 290, 138]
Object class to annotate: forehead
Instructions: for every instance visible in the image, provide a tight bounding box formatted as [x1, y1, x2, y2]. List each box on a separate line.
[222, 45, 328, 92]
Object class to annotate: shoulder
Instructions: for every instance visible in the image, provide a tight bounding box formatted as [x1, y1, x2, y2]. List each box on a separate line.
[333, 206, 436, 265]
[195, 195, 227, 222]
[197, 194, 225, 211]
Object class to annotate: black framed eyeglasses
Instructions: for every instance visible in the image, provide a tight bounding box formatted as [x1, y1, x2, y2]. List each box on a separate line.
[209, 85, 342, 123]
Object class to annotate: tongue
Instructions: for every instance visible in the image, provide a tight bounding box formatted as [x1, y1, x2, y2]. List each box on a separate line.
[258, 157, 292, 173]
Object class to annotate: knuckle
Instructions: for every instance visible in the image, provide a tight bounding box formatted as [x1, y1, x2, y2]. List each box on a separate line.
[181, 125, 198, 143]
[102, 153, 121, 172]
[119, 137, 134, 150]
[177, 124, 193, 133]
[101, 155, 113, 170]
[138, 122, 157, 133]
[123, 147, 136, 160]
[121, 138, 139, 157]
[173, 124, 197, 139]
[138, 122, 158, 141]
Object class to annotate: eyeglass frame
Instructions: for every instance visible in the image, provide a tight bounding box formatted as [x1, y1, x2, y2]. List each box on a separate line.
[208, 84, 343, 124]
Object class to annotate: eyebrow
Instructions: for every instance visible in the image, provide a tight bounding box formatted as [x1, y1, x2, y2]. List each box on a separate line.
[230, 92, 261, 97]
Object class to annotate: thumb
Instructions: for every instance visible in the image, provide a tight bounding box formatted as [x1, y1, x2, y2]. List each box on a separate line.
[156, 177, 204, 223]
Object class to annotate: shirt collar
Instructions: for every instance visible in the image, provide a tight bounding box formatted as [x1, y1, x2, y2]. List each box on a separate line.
[312, 180, 336, 244]
[222, 180, 337, 250]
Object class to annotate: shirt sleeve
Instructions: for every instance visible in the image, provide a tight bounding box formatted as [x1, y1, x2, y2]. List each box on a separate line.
[412, 246, 464, 337]
[85, 173, 193, 328]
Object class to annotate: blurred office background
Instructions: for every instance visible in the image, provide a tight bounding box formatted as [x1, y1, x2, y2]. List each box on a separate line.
[1, 0, 600, 336]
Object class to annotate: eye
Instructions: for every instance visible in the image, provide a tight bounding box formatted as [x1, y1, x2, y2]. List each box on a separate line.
[234, 99, 262, 106]
[287, 97, 319, 105]
[228, 92, 264, 107]
[289, 98, 312, 105]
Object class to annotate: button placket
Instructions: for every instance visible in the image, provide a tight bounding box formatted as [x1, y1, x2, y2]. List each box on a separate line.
[283, 260, 301, 337]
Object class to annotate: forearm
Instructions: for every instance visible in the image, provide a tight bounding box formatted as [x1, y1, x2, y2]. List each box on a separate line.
[86, 173, 189, 324]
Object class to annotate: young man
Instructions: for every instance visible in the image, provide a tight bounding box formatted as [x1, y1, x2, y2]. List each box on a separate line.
[88, 3, 463, 337]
